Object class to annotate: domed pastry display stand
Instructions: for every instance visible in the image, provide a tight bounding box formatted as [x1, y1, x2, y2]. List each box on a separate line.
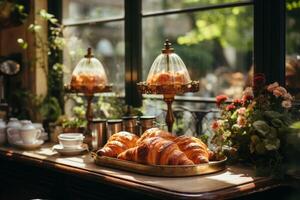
[137, 40, 199, 132]
[65, 48, 112, 145]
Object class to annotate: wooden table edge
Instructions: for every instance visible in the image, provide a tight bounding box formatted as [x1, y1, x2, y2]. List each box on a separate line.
[0, 148, 283, 200]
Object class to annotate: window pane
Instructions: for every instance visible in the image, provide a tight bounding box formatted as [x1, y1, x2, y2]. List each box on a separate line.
[286, 0, 300, 100]
[63, 0, 124, 24]
[143, 6, 253, 99]
[63, 22, 125, 95]
[143, 0, 250, 13]
[141, 99, 218, 136]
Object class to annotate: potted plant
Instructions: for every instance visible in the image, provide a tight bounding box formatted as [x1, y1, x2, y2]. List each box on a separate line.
[61, 117, 86, 133]
[211, 74, 294, 177]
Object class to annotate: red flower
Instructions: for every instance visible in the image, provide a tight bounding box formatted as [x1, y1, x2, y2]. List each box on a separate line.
[226, 104, 236, 111]
[242, 95, 254, 105]
[211, 121, 219, 131]
[253, 73, 266, 91]
[233, 99, 243, 106]
[216, 95, 228, 107]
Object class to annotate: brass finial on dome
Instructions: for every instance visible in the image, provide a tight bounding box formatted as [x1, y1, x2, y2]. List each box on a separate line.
[161, 39, 174, 54]
[84, 47, 94, 58]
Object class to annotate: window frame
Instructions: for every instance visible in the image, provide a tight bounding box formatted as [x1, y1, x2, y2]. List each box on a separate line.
[57, 0, 286, 107]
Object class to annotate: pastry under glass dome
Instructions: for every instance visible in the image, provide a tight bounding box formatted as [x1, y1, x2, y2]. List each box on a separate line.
[138, 40, 199, 95]
[69, 48, 109, 93]
[146, 44, 191, 86]
[65, 48, 112, 149]
[138, 39, 199, 132]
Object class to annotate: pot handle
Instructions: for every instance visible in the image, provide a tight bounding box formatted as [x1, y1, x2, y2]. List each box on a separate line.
[7, 127, 19, 137]
[36, 129, 41, 139]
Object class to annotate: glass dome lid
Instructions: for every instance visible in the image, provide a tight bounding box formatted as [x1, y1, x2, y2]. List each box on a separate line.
[70, 48, 108, 92]
[146, 39, 191, 86]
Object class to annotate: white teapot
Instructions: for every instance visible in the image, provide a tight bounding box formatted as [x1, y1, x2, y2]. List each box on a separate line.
[0, 119, 6, 145]
[6, 118, 22, 145]
[18, 121, 41, 144]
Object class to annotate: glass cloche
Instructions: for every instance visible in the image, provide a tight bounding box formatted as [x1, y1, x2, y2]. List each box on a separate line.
[146, 39, 191, 86]
[70, 48, 108, 93]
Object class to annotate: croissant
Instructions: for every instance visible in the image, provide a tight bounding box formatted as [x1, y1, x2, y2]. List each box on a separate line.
[118, 137, 194, 165]
[97, 131, 139, 157]
[174, 135, 209, 164]
[193, 137, 215, 161]
[137, 128, 175, 145]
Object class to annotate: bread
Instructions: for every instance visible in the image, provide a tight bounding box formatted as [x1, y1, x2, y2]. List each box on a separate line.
[137, 128, 175, 145]
[147, 71, 189, 85]
[174, 135, 209, 164]
[118, 137, 194, 165]
[97, 131, 139, 157]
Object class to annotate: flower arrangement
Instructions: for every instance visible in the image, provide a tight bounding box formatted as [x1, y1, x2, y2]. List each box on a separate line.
[212, 75, 293, 177]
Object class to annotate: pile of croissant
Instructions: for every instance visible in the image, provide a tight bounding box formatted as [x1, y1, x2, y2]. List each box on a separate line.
[96, 128, 215, 165]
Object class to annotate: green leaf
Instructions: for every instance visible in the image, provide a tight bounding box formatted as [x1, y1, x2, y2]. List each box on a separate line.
[268, 127, 277, 139]
[231, 110, 238, 120]
[253, 120, 270, 136]
[39, 9, 54, 20]
[17, 38, 28, 49]
[264, 111, 282, 119]
[271, 118, 283, 128]
[255, 142, 266, 154]
[290, 121, 300, 129]
[251, 135, 260, 144]
[28, 24, 41, 32]
[263, 138, 280, 151]
[49, 18, 58, 24]
[231, 124, 240, 132]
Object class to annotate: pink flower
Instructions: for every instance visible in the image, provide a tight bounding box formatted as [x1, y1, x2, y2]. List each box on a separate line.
[237, 107, 246, 115]
[277, 86, 287, 94]
[283, 93, 293, 101]
[267, 82, 279, 92]
[216, 95, 228, 107]
[242, 87, 254, 97]
[273, 87, 287, 97]
[273, 89, 283, 97]
[282, 100, 292, 109]
[237, 116, 247, 127]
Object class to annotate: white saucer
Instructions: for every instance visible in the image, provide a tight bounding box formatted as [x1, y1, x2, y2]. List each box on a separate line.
[13, 139, 44, 150]
[53, 144, 88, 156]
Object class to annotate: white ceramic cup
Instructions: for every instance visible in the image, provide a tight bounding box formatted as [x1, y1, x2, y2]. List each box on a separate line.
[7, 128, 21, 144]
[58, 133, 84, 149]
[19, 129, 41, 144]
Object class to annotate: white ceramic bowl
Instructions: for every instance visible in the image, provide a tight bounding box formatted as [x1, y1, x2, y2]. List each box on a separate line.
[58, 133, 84, 149]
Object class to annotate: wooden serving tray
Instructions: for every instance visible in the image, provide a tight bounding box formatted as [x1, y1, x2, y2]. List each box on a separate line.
[91, 153, 227, 177]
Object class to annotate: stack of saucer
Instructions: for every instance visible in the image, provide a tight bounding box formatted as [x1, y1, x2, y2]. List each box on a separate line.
[53, 133, 87, 156]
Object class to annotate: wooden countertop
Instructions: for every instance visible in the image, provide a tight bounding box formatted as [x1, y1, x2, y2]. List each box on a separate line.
[0, 143, 282, 199]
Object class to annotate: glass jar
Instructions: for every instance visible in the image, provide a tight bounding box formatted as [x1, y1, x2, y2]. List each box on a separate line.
[70, 48, 108, 93]
[139, 116, 156, 135]
[90, 119, 107, 149]
[122, 116, 138, 135]
[146, 39, 191, 86]
[106, 119, 123, 139]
